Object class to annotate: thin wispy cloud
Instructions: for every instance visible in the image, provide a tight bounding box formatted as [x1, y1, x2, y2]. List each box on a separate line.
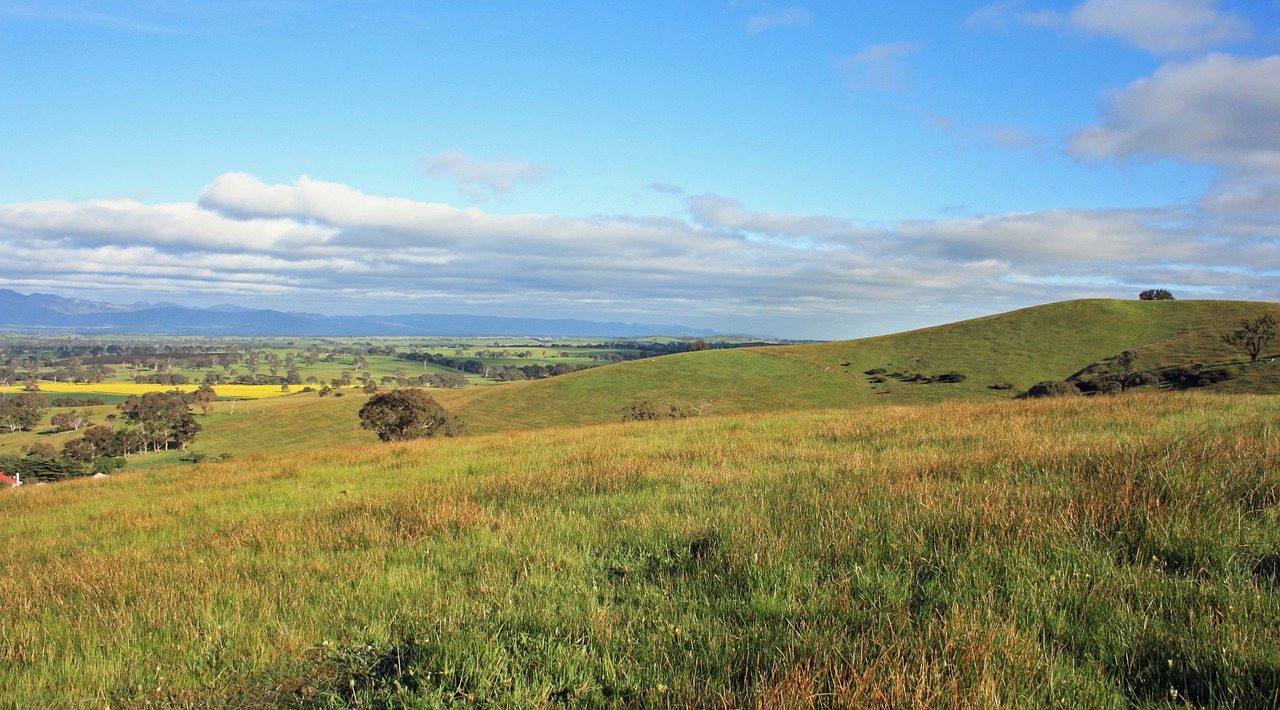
[839, 41, 928, 93]
[928, 116, 1050, 153]
[746, 7, 812, 33]
[421, 150, 547, 202]
[968, 0, 1251, 55]
[0, 2, 175, 32]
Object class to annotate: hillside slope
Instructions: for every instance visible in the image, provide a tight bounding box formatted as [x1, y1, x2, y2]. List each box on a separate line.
[4, 394, 1277, 705]
[438, 299, 1280, 433]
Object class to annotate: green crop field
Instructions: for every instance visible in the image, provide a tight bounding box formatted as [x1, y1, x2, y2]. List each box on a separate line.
[3, 299, 1280, 706]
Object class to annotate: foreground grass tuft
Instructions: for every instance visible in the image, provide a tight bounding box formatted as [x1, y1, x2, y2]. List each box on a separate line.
[2, 393, 1278, 707]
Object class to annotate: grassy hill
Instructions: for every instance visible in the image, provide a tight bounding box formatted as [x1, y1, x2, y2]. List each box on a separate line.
[2, 393, 1277, 706]
[437, 299, 1280, 433]
[4, 299, 1277, 461]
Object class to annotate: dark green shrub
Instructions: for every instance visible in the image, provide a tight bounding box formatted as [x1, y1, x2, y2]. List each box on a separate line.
[1025, 381, 1082, 398]
[1161, 365, 1235, 389]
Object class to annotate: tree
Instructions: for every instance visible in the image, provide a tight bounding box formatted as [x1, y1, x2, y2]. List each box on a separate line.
[193, 384, 218, 415]
[63, 425, 125, 462]
[1108, 350, 1155, 391]
[119, 391, 202, 452]
[358, 389, 466, 442]
[1139, 289, 1175, 300]
[50, 409, 88, 432]
[1223, 314, 1277, 364]
[0, 393, 48, 432]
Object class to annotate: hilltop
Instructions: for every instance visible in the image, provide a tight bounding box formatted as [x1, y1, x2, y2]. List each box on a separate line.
[435, 298, 1280, 433]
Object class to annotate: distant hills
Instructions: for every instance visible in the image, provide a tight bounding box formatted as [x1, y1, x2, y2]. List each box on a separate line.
[0, 289, 712, 338]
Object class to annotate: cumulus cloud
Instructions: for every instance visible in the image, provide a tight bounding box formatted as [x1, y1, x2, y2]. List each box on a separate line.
[420, 149, 546, 201]
[1071, 54, 1280, 172]
[2, 172, 1278, 337]
[839, 41, 928, 93]
[968, 0, 1251, 55]
[746, 7, 812, 33]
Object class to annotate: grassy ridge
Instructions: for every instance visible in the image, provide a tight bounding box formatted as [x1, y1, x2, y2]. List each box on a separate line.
[442, 299, 1280, 432]
[2, 393, 1277, 706]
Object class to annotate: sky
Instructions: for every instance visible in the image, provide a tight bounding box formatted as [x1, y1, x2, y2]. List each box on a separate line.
[0, 0, 1278, 339]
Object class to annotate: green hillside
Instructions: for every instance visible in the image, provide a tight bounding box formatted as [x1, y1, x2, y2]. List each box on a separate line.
[5, 299, 1276, 462]
[3, 394, 1277, 705]
[440, 299, 1280, 433]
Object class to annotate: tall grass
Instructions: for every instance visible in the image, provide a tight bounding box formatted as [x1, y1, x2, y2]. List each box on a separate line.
[1, 393, 1277, 707]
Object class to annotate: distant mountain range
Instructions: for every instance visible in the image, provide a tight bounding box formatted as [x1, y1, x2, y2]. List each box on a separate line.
[0, 290, 712, 338]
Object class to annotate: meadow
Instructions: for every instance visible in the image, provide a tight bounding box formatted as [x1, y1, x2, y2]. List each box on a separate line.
[2, 392, 1277, 707]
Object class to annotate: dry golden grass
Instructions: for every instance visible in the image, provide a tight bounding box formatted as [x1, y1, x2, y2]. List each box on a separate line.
[1, 392, 1277, 706]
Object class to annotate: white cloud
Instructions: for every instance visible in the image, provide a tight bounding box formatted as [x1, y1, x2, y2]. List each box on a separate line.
[839, 41, 928, 93]
[1068, 0, 1250, 55]
[3, 172, 1279, 337]
[686, 194, 856, 240]
[1200, 173, 1280, 216]
[746, 7, 811, 33]
[1071, 54, 1280, 173]
[420, 149, 546, 202]
[968, 0, 1250, 55]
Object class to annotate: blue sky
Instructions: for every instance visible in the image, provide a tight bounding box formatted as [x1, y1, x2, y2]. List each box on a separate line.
[1, 0, 1277, 338]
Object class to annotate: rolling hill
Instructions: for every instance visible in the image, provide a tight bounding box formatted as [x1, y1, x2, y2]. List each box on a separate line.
[434, 299, 1280, 433]
[4, 298, 1279, 706]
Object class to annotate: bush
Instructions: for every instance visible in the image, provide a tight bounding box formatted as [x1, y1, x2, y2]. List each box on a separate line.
[934, 372, 966, 383]
[864, 368, 887, 376]
[90, 457, 126, 475]
[1161, 364, 1235, 389]
[621, 401, 685, 421]
[1025, 381, 1082, 398]
[1139, 289, 1175, 300]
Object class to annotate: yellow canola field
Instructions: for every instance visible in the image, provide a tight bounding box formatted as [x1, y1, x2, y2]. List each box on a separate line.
[0, 383, 300, 400]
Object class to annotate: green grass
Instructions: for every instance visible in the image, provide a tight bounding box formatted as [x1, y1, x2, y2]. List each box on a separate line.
[2, 393, 1277, 706]
[442, 299, 1280, 432]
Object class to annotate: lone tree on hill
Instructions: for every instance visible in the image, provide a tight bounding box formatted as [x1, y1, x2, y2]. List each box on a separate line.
[358, 388, 466, 442]
[1139, 289, 1175, 300]
[1223, 314, 1277, 364]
